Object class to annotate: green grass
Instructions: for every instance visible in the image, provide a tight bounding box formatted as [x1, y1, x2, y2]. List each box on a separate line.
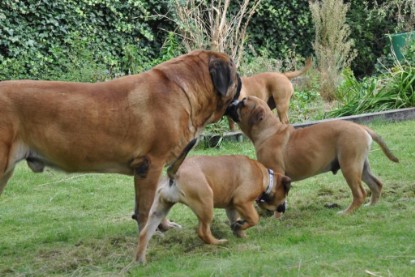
[1, 120, 415, 276]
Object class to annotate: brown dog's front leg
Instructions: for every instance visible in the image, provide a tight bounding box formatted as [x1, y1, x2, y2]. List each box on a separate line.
[132, 156, 163, 230]
[227, 116, 236, 131]
[231, 204, 260, 233]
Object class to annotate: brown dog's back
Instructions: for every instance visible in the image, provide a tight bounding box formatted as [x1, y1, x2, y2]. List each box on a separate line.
[176, 155, 266, 207]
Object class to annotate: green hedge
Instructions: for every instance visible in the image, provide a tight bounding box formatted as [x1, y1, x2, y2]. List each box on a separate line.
[246, 0, 400, 77]
[246, 0, 314, 61]
[0, 0, 172, 80]
[0, 0, 405, 80]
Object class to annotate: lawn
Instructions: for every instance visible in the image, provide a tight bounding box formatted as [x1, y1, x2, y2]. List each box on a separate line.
[0, 119, 414, 276]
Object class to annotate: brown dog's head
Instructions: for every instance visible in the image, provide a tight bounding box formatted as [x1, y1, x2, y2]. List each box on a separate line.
[227, 96, 274, 137]
[153, 50, 241, 125]
[256, 173, 291, 218]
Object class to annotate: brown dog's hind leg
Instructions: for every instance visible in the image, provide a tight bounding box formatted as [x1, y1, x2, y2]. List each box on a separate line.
[337, 142, 370, 214]
[362, 160, 383, 206]
[192, 201, 227, 244]
[0, 143, 14, 195]
[0, 168, 14, 196]
[339, 166, 366, 215]
[275, 102, 290, 124]
[136, 191, 174, 264]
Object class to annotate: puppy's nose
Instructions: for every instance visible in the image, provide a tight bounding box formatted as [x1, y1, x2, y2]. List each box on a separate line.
[224, 100, 240, 120]
[276, 202, 287, 213]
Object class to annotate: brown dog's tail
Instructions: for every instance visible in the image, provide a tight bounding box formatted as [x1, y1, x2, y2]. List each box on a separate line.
[283, 57, 312, 80]
[167, 138, 198, 180]
[364, 126, 399, 163]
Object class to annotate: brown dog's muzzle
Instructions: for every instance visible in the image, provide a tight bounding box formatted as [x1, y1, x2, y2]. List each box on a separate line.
[226, 97, 247, 123]
[224, 75, 242, 118]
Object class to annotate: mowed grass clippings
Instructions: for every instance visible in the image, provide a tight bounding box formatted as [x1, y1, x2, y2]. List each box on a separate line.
[0, 120, 414, 276]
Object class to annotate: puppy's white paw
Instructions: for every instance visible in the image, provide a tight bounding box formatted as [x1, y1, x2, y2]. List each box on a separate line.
[167, 221, 182, 229]
[159, 219, 182, 232]
[217, 239, 228, 244]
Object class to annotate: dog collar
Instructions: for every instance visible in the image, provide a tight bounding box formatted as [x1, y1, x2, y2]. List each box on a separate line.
[266, 168, 274, 194]
[256, 168, 274, 204]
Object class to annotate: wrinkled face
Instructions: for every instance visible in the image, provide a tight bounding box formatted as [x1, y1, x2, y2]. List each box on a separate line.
[257, 174, 291, 218]
[208, 52, 242, 123]
[226, 96, 269, 134]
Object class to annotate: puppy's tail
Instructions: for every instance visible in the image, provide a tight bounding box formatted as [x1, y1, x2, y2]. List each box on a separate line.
[364, 126, 399, 163]
[167, 138, 198, 180]
[283, 57, 312, 80]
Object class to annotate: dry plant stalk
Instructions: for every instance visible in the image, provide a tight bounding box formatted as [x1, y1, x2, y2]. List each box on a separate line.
[391, 0, 415, 32]
[173, 0, 262, 68]
[310, 0, 357, 102]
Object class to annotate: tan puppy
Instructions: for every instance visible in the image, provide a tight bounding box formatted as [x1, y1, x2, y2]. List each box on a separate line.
[228, 58, 312, 130]
[228, 96, 399, 214]
[0, 50, 241, 232]
[136, 139, 291, 264]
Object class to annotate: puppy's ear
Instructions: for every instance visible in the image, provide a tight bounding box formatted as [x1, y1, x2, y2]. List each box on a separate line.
[209, 58, 231, 96]
[281, 175, 291, 194]
[277, 174, 291, 194]
[248, 107, 265, 126]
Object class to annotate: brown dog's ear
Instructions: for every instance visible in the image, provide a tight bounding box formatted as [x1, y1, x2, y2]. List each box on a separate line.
[209, 58, 231, 96]
[276, 174, 291, 194]
[281, 175, 291, 194]
[248, 107, 265, 125]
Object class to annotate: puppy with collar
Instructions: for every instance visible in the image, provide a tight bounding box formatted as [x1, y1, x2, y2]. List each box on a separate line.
[136, 139, 291, 264]
[227, 96, 399, 215]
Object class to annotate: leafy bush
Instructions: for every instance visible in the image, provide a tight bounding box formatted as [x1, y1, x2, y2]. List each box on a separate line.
[327, 66, 415, 117]
[347, 0, 415, 77]
[238, 46, 282, 76]
[375, 37, 415, 74]
[346, 1, 396, 77]
[289, 89, 325, 123]
[247, 0, 314, 63]
[0, 0, 172, 80]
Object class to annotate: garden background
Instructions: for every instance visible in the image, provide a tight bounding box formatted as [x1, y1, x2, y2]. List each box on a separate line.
[1, 0, 415, 276]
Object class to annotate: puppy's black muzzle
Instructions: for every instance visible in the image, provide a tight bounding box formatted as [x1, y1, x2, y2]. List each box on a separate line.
[225, 100, 240, 122]
[276, 202, 287, 213]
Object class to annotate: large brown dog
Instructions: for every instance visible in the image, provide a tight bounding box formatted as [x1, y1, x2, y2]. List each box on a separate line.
[135, 139, 291, 264]
[228, 96, 399, 214]
[0, 50, 241, 231]
[228, 58, 312, 130]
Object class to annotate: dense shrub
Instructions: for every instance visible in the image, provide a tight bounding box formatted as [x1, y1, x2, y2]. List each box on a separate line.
[246, 0, 314, 67]
[0, 0, 412, 81]
[346, 0, 398, 78]
[0, 0, 172, 80]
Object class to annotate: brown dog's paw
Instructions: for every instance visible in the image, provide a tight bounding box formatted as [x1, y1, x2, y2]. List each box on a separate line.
[324, 203, 341, 209]
[135, 254, 147, 265]
[158, 219, 182, 232]
[233, 230, 247, 238]
[217, 239, 228, 244]
[231, 220, 246, 231]
[274, 211, 284, 219]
